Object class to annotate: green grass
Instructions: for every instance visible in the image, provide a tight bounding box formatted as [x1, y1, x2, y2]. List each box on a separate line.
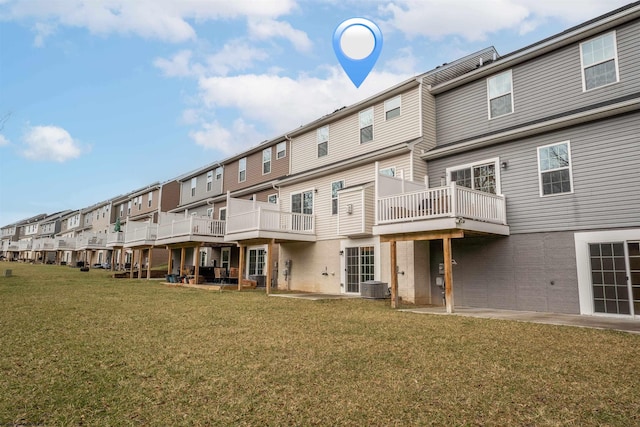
[1, 263, 639, 426]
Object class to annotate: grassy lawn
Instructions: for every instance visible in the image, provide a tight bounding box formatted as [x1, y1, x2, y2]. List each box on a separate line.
[1, 264, 639, 426]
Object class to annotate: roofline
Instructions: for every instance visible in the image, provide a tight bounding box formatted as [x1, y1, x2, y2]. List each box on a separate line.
[429, 1, 640, 94]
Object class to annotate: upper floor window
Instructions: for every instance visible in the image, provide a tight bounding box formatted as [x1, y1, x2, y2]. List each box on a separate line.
[317, 126, 328, 158]
[291, 190, 314, 215]
[148, 191, 153, 207]
[263, 148, 271, 175]
[379, 167, 396, 177]
[215, 167, 223, 181]
[359, 108, 373, 143]
[276, 141, 286, 159]
[207, 171, 213, 191]
[206, 207, 213, 218]
[191, 177, 197, 197]
[447, 158, 500, 194]
[580, 31, 618, 91]
[238, 157, 247, 182]
[331, 181, 344, 215]
[219, 207, 227, 221]
[268, 194, 278, 204]
[127, 201, 131, 215]
[537, 141, 573, 196]
[487, 70, 513, 119]
[384, 96, 401, 120]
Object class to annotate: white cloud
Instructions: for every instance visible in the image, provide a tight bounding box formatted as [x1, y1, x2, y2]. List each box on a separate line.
[153, 50, 200, 77]
[189, 119, 264, 155]
[2, 0, 298, 44]
[248, 18, 313, 52]
[379, 0, 634, 41]
[0, 134, 9, 146]
[205, 40, 269, 76]
[21, 125, 85, 162]
[197, 67, 409, 136]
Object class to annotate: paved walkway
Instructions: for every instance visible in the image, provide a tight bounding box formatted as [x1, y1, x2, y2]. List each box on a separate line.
[400, 306, 640, 335]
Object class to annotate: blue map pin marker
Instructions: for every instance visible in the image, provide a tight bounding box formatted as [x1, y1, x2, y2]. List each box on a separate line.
[333, 18, 383, 88]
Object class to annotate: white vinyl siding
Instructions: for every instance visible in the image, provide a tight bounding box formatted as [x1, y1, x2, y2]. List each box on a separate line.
[580, 31, 619, 91]
[238, 157, 247, 183]
[384, 96, 401, 120]
[276, 141, 286, 159]
[359, 108, 373, 143]
[537, 141, 573, 197]
[331, 181, 344, 215]
[487, 70, 513, 119]
[317, 126, 328, 158]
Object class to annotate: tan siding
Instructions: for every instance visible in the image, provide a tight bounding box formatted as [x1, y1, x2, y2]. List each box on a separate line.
[338, 190, 364, 236]
[436, 20, 640, 146]
[364, 185, 375, 232]
[224, 142, 290, 192]
[421, 86, 436, 150]
[160, 181, 180, 212]
[290, 87, 422, 174]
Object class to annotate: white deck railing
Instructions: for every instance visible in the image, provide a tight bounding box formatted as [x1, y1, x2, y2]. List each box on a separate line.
[226, 207, 315, 235]
[124, 223, 158, 244]
[377, 182, 506, 225]
[157, 216, 226, 239]
[18, 240, 32, 251]
[54, 238, 77, 250]
[107, 231, 125, 245]
[77, 233, 106, 249]
[7, 242, 19, 251]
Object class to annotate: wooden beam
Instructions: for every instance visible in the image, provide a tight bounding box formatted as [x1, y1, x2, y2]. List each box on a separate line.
[194, 245, 201, 284]
[167, 248, 172, 275]
[266, 239, 274, 295]
[380, 229, 464, 243]
[146, 248, 152, 280]
[137, 249, 143, 279]
[443, 237, 454, 313]
[390, 240, 398, 309]
[238, 245, 245, 291]
[130, 250, 135, 279]
[180, 247, 186, 277]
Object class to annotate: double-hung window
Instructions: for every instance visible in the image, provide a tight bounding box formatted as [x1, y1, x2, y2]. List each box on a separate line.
[581, 32, 618, 91]
[276, 141, 286, 159]
[487, 70, 513, 119]
[384, 96, 401, 120]
[207, 171, 213, 191]
[263, 148, 271, 175]
[148, 191, 153, 207]
[537, 141, 573, 196]
[238, 157, 247, 182]
[331, 181, 344, 215]
[191, 177, 197, 197]
[359, 108, 373, 143]
[447, 158, 500, 194]
[317, 126, 328, 158]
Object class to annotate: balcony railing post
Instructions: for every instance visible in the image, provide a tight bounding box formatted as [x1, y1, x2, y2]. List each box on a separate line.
[450, 182, 457, 216]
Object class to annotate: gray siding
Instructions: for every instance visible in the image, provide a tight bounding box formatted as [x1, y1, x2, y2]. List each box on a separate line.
[429, 232, 579, 314]
[427, 112, 640, 234]
[436, 20, 640, 146]
[179, 169, 224, 206]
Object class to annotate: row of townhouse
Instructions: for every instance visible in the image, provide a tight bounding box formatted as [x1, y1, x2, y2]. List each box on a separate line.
[2, 2, 639, 319]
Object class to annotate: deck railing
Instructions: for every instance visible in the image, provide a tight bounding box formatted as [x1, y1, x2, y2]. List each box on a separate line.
[77, 234, 106, 248]
[157, 216, 226, 239]
[377, 182, 506, 225]
[124, 224, 158, 244]
[226, 207, 314, 235]
[107, 231, 125, 245]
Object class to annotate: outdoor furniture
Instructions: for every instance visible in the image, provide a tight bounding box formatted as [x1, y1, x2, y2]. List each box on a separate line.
[228, 267, 239, 284]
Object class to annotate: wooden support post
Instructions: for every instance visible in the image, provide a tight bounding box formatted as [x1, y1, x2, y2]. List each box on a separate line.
[146, 248, 152, 280]
[238, 245, 244, 291]
[443, 237, 454, 313]
[167, 248, 172, 275]
[194, 245, 201, 284]
[390, 240, 398, 309]
[111, 249, 116, 271]
[266, 239, 274, 295]
[130, 250, 135, 279]
[137, 249, 143, 279]
[180, 247, 186, 278]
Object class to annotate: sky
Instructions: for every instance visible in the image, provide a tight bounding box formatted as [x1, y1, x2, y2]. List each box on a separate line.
[0, 0, 634, 227]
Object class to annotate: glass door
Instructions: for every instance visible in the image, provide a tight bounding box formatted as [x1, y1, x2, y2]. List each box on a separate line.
[588, 242, 638, 316]
[345, 246, 375, 294]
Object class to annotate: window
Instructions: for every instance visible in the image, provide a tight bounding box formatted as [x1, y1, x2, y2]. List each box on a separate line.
[537, 141, 573, 196]
[206, 208, 213, 218]
[331, 181, 344, 215]
[248, 248, 266, 276]
[263, 148, 271, 175]
[379, 167, 396, 177]
[487, 70, 513, 119]
[127, 201, 131, 215]
[238, 158, 247, 182]
[190, 177, 197, 197]
[120, 204, 124, 217]
[384, 96, 401, 120]
[221, 247, 230, 270]
[138, 196, 142, 210]
[317, 126, 328, 157]
[276, 141, 286, 159]
[291, 190, 314, 215]
[207, 171, 213, 192]
[148, 192, 153, 207]
[268, 194, 278, 204]
[219, 208, 226, 221]
[215, 167, 223, 181]
[447, 158, 500, 194]
[359, 108, 373, 143]
[581, 32, 618, 91]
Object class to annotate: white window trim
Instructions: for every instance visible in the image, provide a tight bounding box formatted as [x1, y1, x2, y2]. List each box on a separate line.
[191, 177, 197, 197]
[339, 237, 381, 295]
[219, 207, 227, 221]
[148, 192, 153, 207]
[262, 148, 272, 175]
[331, 180, 345, 216]
[207, 171, 213, 191]
[238, 158, 247, 183]
[384, 96, 401, 120]
[246, 245, 268, 277]
[379, 167, 396, 177]
[267, 193, 278, 204]
[276, 141, 286, 159]
[206, 207, 214, 218]
[290, 188, 315, 214]
[487, 70, 514, 120]
[579, 31, 620, 93]
[221, 247, 231, 269]
[317, 125, 329, 158]
[445, 157, 502, 195]
[536, 140, 574, 198]
[359, 107, 374, 144]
